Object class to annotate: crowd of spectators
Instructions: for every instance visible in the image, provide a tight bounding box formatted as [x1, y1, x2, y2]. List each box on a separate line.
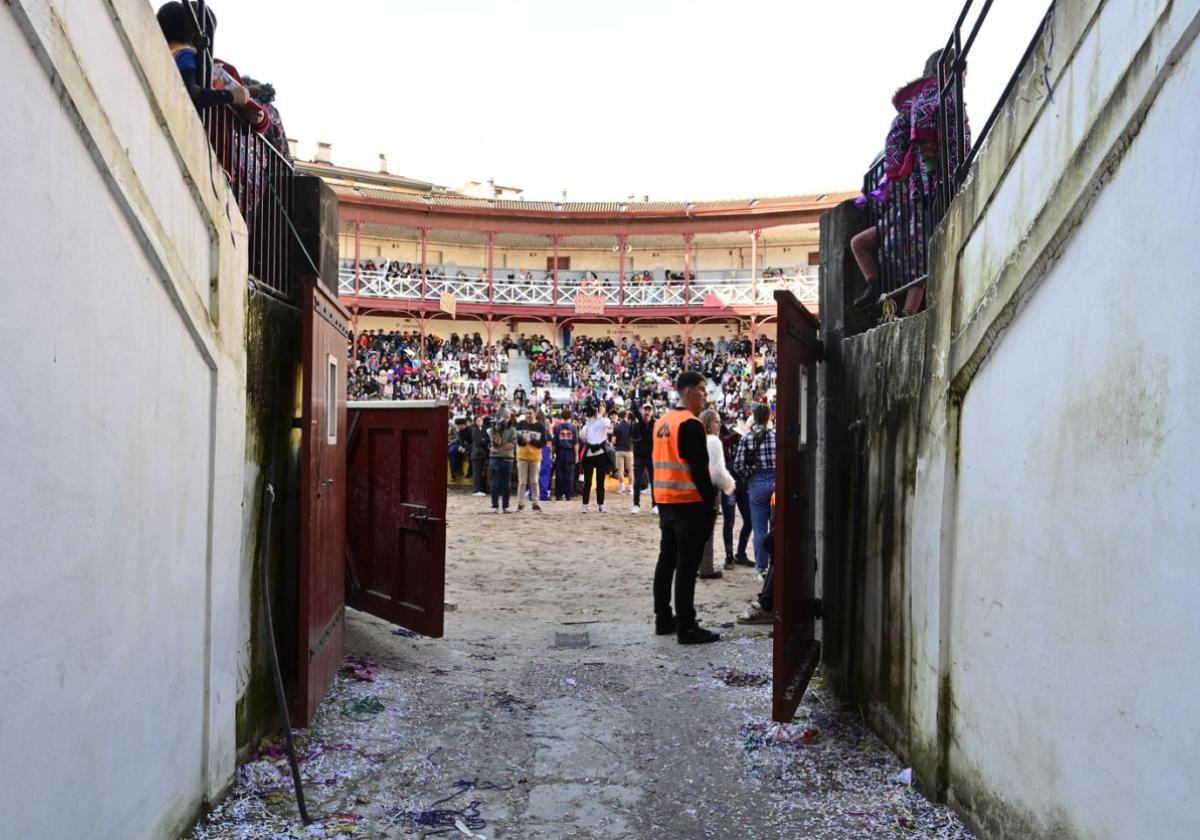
[348, 329, 513, 408]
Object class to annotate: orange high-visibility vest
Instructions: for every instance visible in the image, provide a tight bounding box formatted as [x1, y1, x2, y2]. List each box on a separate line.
[652, 408, 704, 504]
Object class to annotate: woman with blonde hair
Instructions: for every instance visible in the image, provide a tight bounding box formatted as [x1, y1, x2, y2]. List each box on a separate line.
[698, 408, 737, 579]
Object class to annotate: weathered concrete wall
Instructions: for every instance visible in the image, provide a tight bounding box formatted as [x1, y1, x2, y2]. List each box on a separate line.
[820, 1, 1200, 837]
[0, 1, 251, 837]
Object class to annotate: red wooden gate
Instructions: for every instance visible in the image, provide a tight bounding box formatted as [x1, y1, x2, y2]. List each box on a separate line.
[295, 277, 350, 726]
[345, 401, 448, 637]
[772, 289, 822, 722]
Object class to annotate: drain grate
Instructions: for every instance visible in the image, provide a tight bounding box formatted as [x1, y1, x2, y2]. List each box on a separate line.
[554, 631, 591, 649]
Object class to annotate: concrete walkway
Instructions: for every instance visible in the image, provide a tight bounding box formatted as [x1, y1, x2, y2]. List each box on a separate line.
[188, 494, 974, 839]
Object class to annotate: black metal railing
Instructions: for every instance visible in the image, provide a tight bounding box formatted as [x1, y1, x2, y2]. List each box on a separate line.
[204, 107, 297, 298]
[938, 0, 1057, 208]
[185, 0, 299, 299]
[860, 157, 942, 303]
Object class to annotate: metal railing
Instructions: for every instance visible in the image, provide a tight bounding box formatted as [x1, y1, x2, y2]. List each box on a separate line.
[860, 157, 941, 302]
[185, 0, 299, 298]
[938, 0, 1056, 207]
[204, 107, 297, 297]
[337, 270, 819, 308]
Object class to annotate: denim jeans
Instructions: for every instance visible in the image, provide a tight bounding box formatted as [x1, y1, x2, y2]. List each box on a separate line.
[748, 473, 775, 571]
[734, 485, 752, 556]
[719, 492, 737, 556]
[632, 455, 654, 508]
[489, 457, 513, 510]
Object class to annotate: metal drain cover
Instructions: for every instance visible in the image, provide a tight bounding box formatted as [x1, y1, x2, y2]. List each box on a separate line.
[554, 631, 591, 649]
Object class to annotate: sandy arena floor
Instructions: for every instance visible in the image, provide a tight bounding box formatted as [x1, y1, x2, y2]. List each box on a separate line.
[188, 490, 975, 839]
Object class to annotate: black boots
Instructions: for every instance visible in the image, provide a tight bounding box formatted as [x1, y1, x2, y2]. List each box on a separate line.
[853, 279, 878, 309]
[677, 625, 721, 645]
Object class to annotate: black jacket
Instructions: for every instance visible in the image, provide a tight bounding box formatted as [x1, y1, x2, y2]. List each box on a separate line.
[630, 415, 655, 459]
[469, 427, 490, 460]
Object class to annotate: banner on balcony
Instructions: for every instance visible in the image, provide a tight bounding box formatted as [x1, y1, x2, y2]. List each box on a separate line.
[574, 293, 606, 316]
[703, 292, 728, 308]
[439, 292, 457, 316]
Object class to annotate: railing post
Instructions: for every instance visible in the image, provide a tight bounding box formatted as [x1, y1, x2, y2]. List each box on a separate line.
[750, 314, 758, 378]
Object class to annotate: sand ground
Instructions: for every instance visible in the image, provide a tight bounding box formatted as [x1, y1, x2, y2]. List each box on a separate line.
[188, 490, 974, 839]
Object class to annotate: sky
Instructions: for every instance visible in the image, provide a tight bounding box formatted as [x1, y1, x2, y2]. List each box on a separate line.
[193, 0, 1051, 201]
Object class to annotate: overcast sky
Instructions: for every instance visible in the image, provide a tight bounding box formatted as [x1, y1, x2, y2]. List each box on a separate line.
[197, 0, 1051, 201]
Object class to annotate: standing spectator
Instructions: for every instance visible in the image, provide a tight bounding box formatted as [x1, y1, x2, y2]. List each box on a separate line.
[448, 417, 468, 480]
[241, 77, 290, 162]
[732, 403, 777, 574]
[697, 409, 737, 580]
[552, 409, 579, 501]
[613, 410, 634, 495]
[579, 401, 609, 513]
[514, 406, 548, 512]
[537, 408, 553, 502]
[457, 418, 475, 481]
[718, 418, 744, 569]
[652, 371, 720, 644]
[469, 415, 490, 497]
[630, 403, 656, 514]
[487, 409, 517, 514]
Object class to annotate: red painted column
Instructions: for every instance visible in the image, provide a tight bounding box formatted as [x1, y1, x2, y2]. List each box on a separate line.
[353, 221, 362, 364]
[750, 229, 760, 303]
[617, 234, 627, 306]
[552, 234, 561, 307]
[682, 233, 694, 306]
[419, 226, 429, 307]
[749, 315, 758, 378]
[487, 231, 496, 308]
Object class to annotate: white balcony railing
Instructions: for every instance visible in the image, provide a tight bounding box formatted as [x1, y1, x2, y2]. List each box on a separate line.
[338, 268, 819, 308]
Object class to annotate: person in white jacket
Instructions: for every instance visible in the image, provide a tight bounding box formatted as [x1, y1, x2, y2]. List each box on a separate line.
[698, 409, 737, 579]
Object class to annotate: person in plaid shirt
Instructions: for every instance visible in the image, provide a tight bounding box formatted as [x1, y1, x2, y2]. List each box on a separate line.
[732, 404, 776, 573]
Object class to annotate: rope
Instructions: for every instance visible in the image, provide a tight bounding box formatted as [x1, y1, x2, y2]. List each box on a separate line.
[881, 297, 898, 323]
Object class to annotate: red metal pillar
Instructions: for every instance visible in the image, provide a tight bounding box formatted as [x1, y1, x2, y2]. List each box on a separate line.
[484, 229, 494, 309]
[552, 234, 561, 306]
[750, 229, 761, 302]
[749, 315, 758, 378]
[683, 233, 694, 306]
[684, 317, 693, 362]
[617, 234, 627, 306]
[419, 226, 429, 307]
[353, 221, 362, 364]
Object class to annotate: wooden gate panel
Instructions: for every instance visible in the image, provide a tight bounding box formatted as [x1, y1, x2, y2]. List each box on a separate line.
[346, 402, 448, 637]
[296, 277, 350, 726]
[772, 290, 822, 722]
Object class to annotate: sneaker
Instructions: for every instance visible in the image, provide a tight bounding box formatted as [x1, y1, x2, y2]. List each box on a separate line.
[698, 570, 724, 580]
[677, 625, 721, 645]
[655, 616, 677, 636]
[598, 504, 606, 513]
[581, 504, 590, 513]
[517, 503, 525, 512]
[652, 506, 659, 515]
[487, 508, 499, 514]
[473, 492, 487, 497]
[755, 571, 767, 583]
[532, 503, 542, 512]
[724, 554, 736, 570]
[737, 605, 774, 625]
[733, 553, 755, 568]
[630, 505, 640, 514]
[502, 508, 512, 514]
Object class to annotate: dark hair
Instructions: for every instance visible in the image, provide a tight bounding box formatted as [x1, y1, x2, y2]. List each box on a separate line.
[156, 2, 196, 43]
[752, 403, 771, 426]
[676, 370, 706, 392]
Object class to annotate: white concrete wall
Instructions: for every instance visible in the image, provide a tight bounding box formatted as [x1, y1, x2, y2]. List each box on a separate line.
[900, 0, 1200, 836]
[0, 2, 248, 838]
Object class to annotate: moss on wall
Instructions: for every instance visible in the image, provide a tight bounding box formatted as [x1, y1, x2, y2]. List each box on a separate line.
[236, 290, 302, 752]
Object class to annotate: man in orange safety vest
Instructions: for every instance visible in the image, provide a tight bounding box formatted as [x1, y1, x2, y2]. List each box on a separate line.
[652, 370, 720, 644]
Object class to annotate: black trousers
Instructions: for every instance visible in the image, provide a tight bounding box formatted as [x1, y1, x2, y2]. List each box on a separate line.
[632, 455, 654, 508]
[471, 457, 488, 493]
[554, 457, 576, 500]
[581, 453, 607, 505]
[654, 502, 714, 630]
